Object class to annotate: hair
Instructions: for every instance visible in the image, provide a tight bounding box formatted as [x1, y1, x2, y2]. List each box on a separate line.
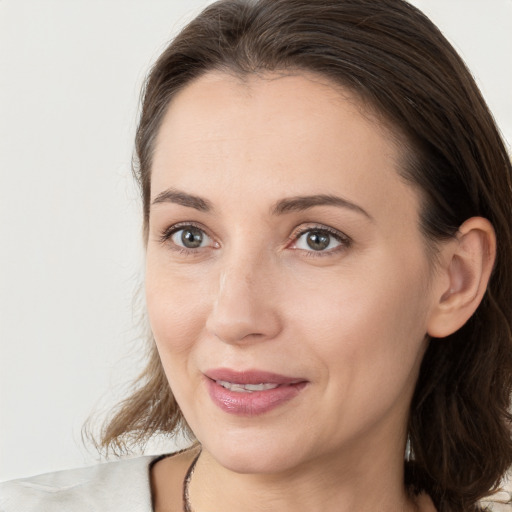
[99, 1, 512, 510]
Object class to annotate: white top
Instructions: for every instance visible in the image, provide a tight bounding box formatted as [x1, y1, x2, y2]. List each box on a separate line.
[1, 455, 511, 511]
[0, 456, 158, 512]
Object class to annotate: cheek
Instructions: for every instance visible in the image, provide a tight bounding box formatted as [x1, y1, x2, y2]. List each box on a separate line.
[145, 265, 212, 414]
[145, 256, 210, 355]
[302, 268, 430, 433]
[284, 255, 431, 383]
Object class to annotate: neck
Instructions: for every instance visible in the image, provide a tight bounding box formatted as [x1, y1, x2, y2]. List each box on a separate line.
[188, 442, 421, 512]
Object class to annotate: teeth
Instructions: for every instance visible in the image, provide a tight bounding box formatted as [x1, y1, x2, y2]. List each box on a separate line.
[244, 383, 279, 391]
[217, 380, 280, 393]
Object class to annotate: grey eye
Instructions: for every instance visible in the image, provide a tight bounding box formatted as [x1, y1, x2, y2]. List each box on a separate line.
[171, 226, 210, 249]
[181, 227, 203, 248]
[293, 227, 347, 253]
[306, 231, 331, 251]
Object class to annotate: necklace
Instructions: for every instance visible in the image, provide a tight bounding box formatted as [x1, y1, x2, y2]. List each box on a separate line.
[183, 449, 202, 512]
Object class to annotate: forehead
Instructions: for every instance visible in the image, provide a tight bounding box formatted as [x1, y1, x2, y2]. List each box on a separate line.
[154, 71, 397, 165]
[150, 71, 419, 229]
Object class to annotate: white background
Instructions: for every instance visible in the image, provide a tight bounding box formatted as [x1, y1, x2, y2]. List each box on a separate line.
[1, 0, 511, 482]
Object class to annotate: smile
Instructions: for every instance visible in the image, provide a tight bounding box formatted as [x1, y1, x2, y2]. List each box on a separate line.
[216, 381, 280, 392]
[204, 369, 308, 416]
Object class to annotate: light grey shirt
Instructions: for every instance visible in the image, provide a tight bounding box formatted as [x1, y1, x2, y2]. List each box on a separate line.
[1, 455, 511, 511]
[0, 456, 157, 512]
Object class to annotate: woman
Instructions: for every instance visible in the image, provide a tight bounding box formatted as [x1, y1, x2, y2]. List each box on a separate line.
[2, 0, 511, 511]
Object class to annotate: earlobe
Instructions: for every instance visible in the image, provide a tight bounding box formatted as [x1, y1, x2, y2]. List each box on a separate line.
[427, 217, 496, 338]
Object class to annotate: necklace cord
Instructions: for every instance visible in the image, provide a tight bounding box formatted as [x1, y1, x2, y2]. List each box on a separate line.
[183, 449, 202, 512]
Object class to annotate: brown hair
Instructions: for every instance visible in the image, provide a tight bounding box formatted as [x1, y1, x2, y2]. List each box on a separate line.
[100, 1, 512, 510]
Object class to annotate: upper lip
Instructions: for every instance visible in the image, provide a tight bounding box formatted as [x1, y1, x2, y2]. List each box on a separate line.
[205, 368, 306, 385]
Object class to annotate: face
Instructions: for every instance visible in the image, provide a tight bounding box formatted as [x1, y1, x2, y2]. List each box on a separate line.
[146, 72, 438, 475]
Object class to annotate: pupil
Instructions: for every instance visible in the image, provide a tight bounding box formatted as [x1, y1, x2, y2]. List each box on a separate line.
[307, 231, 330, 251]
[181, 228, 203, 248]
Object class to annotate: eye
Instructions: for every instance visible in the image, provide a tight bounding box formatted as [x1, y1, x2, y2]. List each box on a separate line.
[290, 226, 350, 254]
[159, 223, 217, 253]
[172, 226, 210, 249]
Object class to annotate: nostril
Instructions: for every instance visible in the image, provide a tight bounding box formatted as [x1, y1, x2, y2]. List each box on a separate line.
[211, 328, 266, 344]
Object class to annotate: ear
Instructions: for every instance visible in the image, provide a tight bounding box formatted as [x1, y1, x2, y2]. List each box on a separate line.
[427, 217, 496, 338]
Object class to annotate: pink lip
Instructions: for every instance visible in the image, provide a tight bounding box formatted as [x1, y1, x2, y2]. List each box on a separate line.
[204, 368, 308, 416]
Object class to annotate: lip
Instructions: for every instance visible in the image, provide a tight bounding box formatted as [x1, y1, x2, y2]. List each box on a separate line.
[204, 368, 308, 416]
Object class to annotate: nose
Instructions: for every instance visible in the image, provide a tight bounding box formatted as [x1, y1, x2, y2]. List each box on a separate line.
[205, 253, 282, 345]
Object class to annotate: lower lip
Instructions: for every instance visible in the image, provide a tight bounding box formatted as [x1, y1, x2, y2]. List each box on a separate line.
[205, 378, 308, 416]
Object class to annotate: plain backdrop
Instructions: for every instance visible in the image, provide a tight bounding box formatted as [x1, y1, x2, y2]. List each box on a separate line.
[1, 0, 511, 482]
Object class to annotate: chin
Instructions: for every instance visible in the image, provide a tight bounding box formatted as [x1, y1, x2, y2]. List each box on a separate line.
[198, 427, 311, 475]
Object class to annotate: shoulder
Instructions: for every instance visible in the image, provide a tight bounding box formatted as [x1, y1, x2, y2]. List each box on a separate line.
[480, 480, 512, 511]
[480, 496, 512, 511]
[0, 455, 158, 512]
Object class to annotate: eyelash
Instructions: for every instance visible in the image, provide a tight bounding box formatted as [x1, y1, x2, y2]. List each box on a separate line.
[158, 222, 351, 257]
[288, 225, 352, 258]
[158, 222, 214, 256]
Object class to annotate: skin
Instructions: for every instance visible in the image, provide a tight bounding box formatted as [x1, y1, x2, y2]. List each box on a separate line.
[146, 71, 493, 512]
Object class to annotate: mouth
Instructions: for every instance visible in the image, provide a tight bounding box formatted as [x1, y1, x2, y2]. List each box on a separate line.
[215, 381, 282, 393]
[205, 368, 306, 384]
[215, 380, 304, 393]
[204, 369, 308, 416]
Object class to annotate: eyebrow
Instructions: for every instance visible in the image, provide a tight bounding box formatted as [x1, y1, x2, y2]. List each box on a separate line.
[271, 194, 372, 220]
[152, 188, 212, 212]
[151, 188, 371, 220]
